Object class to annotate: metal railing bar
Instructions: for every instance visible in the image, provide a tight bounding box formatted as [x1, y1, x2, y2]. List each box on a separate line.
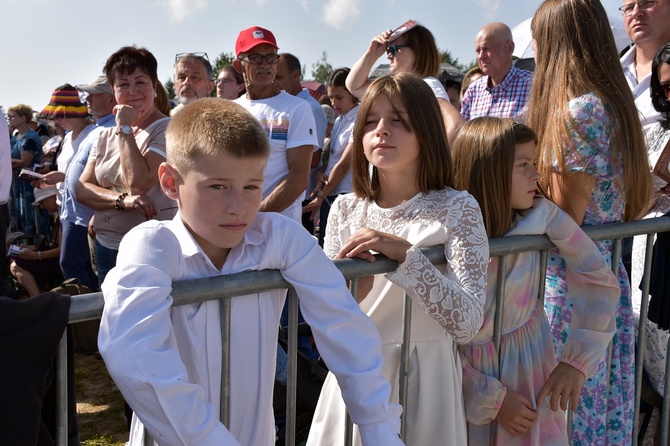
[285, 290, 299, 446]
[220, 294, 232, 429]
[56, 333, 67, 446]
[662, 336, 670, 444]
[345, 278, 359, 446]
[633, 234, 655, 446]
[57, 216, 670, 445]
[399, 293, 412, 441]
[493, 256, 507, 367]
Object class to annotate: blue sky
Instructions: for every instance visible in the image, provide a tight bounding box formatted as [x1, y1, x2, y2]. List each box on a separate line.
[1, 0, 625, 113]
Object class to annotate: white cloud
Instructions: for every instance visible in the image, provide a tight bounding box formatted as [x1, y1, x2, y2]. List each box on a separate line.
[469, 0, 501, 19]
[157, 0, 208, 24]
[321, 0, 362, 30]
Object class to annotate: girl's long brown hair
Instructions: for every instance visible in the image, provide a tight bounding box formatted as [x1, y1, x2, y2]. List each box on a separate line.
[351, 73, 453, 201]
[452, 118, 537, 238]
[527, 0, 650, 220]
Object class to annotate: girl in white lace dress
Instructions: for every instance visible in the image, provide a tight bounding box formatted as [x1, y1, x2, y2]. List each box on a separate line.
[307, 73, 488, 446]
[452, 118, 619, 446]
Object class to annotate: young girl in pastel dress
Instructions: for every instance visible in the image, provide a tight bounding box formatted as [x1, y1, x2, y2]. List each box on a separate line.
[451, 117, 620, 446]
[307, 72, 488, 445]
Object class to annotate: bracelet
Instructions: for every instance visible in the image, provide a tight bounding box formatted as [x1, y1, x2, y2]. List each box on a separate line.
[115, 192, 129, 210]
[38, 251, 42, 261]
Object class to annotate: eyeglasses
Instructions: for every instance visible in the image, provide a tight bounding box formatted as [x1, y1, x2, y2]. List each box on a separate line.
[386, 44, 410, 57]
[174, 52, 210, 63]
[618, 0, 657, 16]
[238, 54, 280, 65]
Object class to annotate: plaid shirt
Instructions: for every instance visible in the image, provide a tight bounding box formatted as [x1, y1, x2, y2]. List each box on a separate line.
[461, 65, 534, 120]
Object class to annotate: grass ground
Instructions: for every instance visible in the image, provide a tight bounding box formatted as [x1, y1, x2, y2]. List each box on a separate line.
[75, 353, 128, 445]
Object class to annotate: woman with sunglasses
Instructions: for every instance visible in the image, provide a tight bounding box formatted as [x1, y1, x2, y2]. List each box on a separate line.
[346, 22, 464, 143]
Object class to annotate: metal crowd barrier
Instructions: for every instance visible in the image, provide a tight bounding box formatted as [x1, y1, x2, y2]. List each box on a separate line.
[57, 216, 670, 445]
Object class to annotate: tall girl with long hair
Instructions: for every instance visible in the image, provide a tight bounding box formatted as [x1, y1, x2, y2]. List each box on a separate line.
[307, 72, 488, 445]
[452, 117, 619, 446]
[526, 0, 651, 442]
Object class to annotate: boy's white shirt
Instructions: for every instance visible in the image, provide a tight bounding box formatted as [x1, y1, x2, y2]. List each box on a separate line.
[98, 211, 402, 446]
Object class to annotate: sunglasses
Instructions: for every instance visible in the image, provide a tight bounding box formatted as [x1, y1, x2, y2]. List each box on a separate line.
[386, 44, 410, 57]
[174, 52, 210, 63]
[238, 54, 280, 65]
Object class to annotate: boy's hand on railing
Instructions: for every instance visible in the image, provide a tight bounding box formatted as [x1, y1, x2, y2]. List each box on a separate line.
[495, 390, 537, 436]
[536, 362, 586, 412]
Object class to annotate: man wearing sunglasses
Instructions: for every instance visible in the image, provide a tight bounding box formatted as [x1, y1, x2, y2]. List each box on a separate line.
[172, 53, 215, 116]
[461, 22, 533, 121]
[620, 0, 670, 135]
[232, 26, 317, 223]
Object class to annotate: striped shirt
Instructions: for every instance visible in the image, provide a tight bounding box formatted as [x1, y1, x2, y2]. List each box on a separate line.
[461, 65, 534, 120]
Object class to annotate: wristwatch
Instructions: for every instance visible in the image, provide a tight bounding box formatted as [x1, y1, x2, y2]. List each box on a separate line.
[116, 125, 133, 136]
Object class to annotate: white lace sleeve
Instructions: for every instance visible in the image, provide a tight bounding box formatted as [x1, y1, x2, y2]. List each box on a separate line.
[323, 196, 346, 259]
[385, 197, 488, 343]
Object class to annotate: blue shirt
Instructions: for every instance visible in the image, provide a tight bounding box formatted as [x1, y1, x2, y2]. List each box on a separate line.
[10, 129, 43, 166]
[60, 114, 115, 225]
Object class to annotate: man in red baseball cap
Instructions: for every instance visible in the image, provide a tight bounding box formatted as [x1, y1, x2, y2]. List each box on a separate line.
[232, 26, 317, 223]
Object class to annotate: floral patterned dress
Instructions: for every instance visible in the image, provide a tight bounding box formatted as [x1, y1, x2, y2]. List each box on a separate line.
[307, 188, 488, 446]
[544, 93, 633, 445]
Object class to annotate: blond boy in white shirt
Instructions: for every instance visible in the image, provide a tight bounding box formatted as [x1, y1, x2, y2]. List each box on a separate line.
[98, 98, 403, 446]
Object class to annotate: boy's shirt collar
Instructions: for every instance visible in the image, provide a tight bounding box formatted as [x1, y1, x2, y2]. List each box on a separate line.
[168, 211, 267, 270]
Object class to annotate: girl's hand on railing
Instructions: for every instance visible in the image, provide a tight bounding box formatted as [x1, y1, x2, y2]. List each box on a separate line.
[495, 389, 538, 436]
[336, 228, 412, 264]
[536, 362, 586, 412]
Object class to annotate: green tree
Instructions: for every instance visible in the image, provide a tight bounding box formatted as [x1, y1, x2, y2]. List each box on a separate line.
[164, 78, 175, 101]
[439, 49, 469, 72]
[310, 51, 333, 84]
[212, 52, 236, 78]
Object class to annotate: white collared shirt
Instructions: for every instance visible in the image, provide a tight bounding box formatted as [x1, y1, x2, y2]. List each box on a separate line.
[621, 45, 663, 136]
[99, 212, 401, 445]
